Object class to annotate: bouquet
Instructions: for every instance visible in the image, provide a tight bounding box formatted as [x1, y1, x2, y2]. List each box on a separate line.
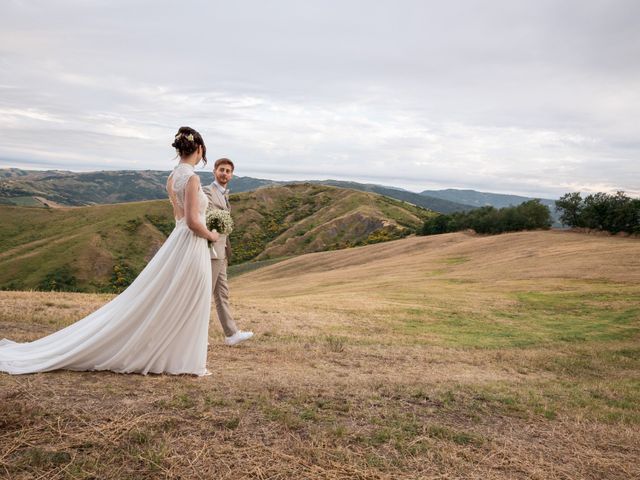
[206, 209, 234, 248]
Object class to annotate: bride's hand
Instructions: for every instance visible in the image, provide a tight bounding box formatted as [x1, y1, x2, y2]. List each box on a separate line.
[209, 230, 220, 242]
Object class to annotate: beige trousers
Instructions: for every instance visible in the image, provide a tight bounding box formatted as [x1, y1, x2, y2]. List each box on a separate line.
[211, 259, 238, 337]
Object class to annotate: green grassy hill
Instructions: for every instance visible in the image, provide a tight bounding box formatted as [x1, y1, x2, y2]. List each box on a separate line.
[230, 183, 435, 262]
[0, 184, 435, 292]
[0, 200, 174, 292]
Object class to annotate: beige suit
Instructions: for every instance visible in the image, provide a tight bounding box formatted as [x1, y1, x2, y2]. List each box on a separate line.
[203, 182, 238, 337]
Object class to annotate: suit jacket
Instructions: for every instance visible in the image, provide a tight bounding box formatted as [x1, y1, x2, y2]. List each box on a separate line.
[203, 183, 232, 260]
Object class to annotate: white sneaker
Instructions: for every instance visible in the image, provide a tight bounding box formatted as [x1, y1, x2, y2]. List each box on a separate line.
[225, 330, 254, 346]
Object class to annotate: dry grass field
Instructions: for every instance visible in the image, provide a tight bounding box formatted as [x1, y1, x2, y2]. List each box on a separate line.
[1, 230, 639, 479]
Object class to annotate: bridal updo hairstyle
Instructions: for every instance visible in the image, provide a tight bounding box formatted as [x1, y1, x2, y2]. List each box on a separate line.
[172, 126, 207, 166]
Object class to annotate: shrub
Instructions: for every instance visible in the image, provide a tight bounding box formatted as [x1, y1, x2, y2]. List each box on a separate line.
[38, 266, 80, 292]
[110, 258, 138, 293]
[123, 217, 142, 233]
[145, 214, 175, 237]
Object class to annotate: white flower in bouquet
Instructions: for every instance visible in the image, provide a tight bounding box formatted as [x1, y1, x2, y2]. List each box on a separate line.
[206, 209, 234, 247]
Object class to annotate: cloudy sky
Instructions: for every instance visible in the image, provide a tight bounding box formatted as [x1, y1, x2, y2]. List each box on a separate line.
[1, 0, 638, 198]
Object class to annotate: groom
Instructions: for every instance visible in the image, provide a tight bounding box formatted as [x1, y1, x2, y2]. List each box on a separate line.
[203, 158, 253, 346]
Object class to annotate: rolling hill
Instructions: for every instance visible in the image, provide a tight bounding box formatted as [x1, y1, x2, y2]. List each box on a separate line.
[234, 229, 640, 303]
[0, 167, 274, 207]
[1, 230, 638, 478]
[229, 183, 435, 262]
[0, 168, 474, 213]
[310, 180, 475, 213]
[0, 183, 436, 292]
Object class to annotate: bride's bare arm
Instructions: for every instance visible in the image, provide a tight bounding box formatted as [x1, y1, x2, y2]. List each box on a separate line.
[184, 175, 219, 242]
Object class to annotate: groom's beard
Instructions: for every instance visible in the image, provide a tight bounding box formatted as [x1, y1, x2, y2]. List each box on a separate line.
[215, 175, 230, 187]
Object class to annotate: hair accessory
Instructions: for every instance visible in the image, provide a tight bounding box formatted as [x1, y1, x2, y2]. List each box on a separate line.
[174, 133, 195, 142]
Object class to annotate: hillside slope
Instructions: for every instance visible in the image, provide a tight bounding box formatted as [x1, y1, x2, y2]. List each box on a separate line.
[232, 229, 640, 350]
[230, 183, 435, 262]
[234, 230, 640, 300]
[0, 200, 174, 292]
[1, 230, 638, 478]
[0, 184, 435, 292]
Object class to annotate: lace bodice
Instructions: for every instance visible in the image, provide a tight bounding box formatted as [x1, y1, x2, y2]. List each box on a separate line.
[168, 163, 208, 222]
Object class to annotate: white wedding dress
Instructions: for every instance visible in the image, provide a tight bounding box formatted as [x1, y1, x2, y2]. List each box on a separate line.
[0, 162, 212, 376]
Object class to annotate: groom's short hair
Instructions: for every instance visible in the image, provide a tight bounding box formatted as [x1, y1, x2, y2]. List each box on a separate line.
[214, 158, 234, 171]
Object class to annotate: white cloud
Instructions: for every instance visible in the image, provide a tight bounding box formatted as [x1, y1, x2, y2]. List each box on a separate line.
[0, 0, 638, 198]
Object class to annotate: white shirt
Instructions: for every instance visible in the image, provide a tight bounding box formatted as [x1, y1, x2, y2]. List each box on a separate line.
[213, 180, 230, 209]
[212, 180, 228, 195]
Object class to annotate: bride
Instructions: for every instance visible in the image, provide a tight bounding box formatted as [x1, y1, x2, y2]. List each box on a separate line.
[0, 127, 219, 376]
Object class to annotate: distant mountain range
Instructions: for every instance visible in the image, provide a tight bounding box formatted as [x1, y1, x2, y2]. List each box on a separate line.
[421, 188, 557, 212]
[0, 183, 434, 292]
[303, 180, 475, 214]
[0, 168, 559, 215]
[0, 167, 472, 212]
[0, 168, 199, 207]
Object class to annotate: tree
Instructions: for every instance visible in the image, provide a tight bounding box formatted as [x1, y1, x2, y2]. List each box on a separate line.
[518, 200, 552, 230]
[421, 215, 451, 235]
[555, 193, 583, 227]
[554, 191, 639, 234]
[419, 201, 551, 236]
[605, 191, 639, 234]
